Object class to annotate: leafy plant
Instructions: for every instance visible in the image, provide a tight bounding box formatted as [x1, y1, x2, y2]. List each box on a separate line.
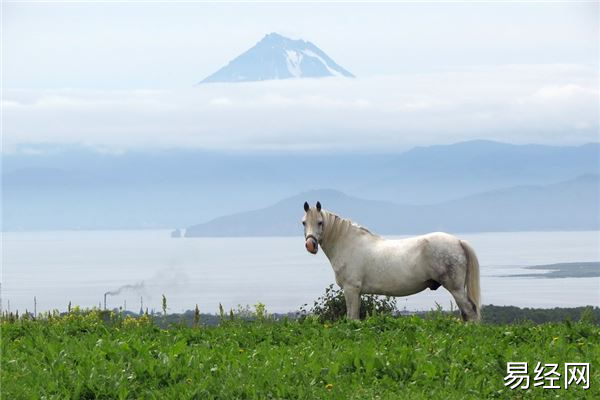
[300, 284, 397, 322]
[193, 304, 200, 327]
[254, 302, 267, 320]
[161, 294, 167, 316]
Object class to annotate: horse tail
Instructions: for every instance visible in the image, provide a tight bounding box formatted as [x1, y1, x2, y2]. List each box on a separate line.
[460, 240, 481, 321]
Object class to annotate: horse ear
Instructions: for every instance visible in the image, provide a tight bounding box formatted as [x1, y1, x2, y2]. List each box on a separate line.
[316, 201, 321, 212]
[304, 201, 310, 212]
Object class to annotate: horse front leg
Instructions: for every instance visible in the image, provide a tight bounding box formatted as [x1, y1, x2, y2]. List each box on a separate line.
[343, 286, 361, 320]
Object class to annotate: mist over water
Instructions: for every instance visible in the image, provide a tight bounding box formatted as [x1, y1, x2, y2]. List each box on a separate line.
[2, 230, 599, 314]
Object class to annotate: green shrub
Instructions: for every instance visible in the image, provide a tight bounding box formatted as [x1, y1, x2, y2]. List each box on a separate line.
[301, 284, 397, 322]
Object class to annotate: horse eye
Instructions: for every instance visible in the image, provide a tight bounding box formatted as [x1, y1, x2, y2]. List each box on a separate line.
[318, 221, 323, 226]
[302, 221, 306, 226]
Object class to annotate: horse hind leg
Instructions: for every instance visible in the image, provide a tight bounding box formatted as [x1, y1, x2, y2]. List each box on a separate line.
[448, 288, 479, 322]
[438, 265, 479, 321]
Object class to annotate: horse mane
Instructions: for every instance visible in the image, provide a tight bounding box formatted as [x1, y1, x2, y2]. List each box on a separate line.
[322, 210, 379, 243]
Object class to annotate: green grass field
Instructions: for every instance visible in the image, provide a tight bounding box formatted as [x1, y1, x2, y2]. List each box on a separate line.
[2, 310, 598, 399]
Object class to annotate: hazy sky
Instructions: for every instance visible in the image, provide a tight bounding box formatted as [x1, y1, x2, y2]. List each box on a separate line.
[2, 1, 599, 151]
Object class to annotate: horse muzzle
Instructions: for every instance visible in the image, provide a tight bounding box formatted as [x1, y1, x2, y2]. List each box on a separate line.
[305, 236, 318, 254]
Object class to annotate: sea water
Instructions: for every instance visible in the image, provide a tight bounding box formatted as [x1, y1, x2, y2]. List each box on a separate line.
[2, 230, 599, 314]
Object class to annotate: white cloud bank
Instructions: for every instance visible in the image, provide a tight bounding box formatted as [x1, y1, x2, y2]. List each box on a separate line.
[3, 64, 598, 153]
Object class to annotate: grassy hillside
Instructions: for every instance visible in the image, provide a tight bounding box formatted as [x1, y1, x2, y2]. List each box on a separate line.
[2, 310, 598, 399]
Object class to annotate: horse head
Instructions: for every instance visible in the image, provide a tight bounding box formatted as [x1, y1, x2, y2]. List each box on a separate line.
[302, 201, 323, 254]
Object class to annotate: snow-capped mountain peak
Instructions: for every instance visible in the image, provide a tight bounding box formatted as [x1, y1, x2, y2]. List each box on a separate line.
[199, 33, 354, 83]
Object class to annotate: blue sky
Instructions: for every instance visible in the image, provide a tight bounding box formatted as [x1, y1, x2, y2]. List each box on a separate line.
[2, 1, 598, 151]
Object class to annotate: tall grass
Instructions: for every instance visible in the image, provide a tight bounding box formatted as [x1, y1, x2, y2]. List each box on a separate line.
[2, 304, 598, 399]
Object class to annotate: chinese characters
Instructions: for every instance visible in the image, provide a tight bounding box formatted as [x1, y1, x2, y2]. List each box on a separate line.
[505, 362, 589, 390]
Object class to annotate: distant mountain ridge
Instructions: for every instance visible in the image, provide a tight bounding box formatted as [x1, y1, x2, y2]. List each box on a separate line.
[200, 33, 354, 83]
[3, 140, 598, 231]
[359, 140, 600, 202]
[185, 175, 600, 236]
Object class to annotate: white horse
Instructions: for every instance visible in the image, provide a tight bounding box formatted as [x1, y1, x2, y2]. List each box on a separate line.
[302, 201, 481, 321]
